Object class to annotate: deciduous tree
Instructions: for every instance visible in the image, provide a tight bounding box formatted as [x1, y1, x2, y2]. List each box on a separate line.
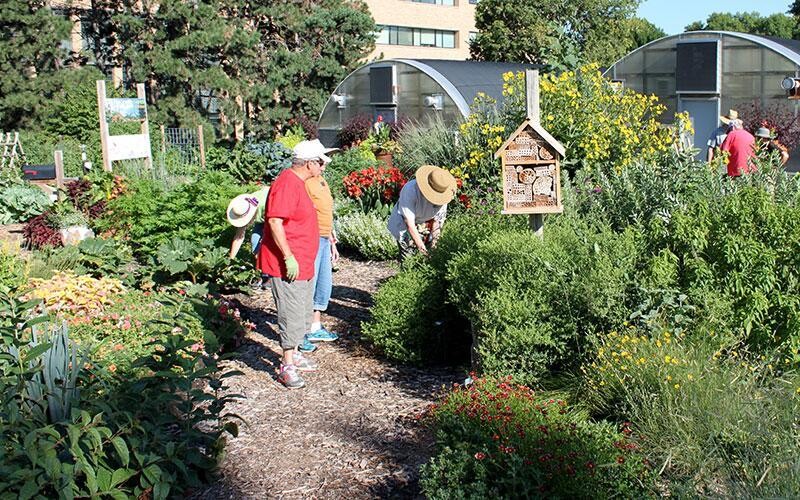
[470, 0, 641, 69]
[685, 11, 797, 39]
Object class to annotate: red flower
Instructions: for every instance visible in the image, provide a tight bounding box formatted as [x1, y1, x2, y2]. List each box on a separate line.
[616, 456, 625, 464]
[474, 452, 486, 460]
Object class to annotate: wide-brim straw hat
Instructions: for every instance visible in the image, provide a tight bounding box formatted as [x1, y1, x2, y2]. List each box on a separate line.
[226, 193, 260, 227]
[720, 109, 739, 125]
[416, 165, 457, 206]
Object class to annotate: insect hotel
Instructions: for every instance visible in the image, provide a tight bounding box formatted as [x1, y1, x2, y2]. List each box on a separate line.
[494, 70, 565, 216]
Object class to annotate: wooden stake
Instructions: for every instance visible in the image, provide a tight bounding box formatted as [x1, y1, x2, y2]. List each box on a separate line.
[54, 150, 65, 198]
[97, 80, 112, 172]
[137, 83, 152, 169]
[197, 124, 206, 169]
[526, 69, 544, 239]
[526, 69, 540, 125]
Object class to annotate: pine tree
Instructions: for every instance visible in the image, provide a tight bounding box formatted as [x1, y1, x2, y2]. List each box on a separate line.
[0, 0, 71, 129]
[103, 0, 258, 133]
[238, 0, 376, 136]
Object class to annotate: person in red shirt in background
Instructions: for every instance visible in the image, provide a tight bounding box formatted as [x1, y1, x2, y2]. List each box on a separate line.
[720, 118, 757, 177]
[260, 141, 332, 389]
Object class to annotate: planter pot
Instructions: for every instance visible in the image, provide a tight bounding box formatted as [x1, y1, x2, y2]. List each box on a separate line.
[376, 152, 394, 169]
[60, 225, 94, 246]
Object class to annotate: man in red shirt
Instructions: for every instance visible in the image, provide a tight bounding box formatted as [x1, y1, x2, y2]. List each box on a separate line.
[720, 119, 756, 177]
[260, 141, 331, 389]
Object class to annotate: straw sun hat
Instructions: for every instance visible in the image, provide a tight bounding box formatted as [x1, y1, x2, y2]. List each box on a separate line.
[755, 127, 774, 139]
[416, 165, 457, 206]
[226, 193, 260, 227]
[720, 109, 739, 125]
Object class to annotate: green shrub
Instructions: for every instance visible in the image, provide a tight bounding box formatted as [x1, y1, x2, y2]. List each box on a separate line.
[421, 377, 653, 498]
[583, 329, 800, 496]
[361, 260, 447, 364]
[0, 243, 27, 293]
[446, 217, 638, 384]
[206, 141, 290, 184]
[574, 153, 719, 231]
[0, 295, 240, 499]
[643, 187, 800, 351]
[334, 211, 397, 261]
[101, 171, 250, 259]
[69, 289, 249, 373]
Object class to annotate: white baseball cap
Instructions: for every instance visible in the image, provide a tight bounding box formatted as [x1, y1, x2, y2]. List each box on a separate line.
[292, 139, 338, 163]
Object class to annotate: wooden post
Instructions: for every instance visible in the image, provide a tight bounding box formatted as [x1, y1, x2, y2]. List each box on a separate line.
[197, 124, 206, 169]
[137, 83, 152, 169]
[54, 150, 65, 199]
[526, 69, 540, 125]
[97, 80, 112, 172]
[526, 69, 544, 239]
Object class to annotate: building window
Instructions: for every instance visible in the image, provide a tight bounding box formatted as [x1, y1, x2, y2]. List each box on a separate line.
[377, 25, 457, 48]
[411, 0, 455, 5]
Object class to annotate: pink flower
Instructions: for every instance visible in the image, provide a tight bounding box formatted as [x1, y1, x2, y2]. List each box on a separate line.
[474, 452, 486, 460]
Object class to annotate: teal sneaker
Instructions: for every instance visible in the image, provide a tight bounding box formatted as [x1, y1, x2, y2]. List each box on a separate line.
[306, 328, 339, 342]
[298, 336, 318, 352]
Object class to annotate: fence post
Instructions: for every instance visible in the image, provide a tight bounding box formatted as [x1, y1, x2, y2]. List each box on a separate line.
[197, 124, 206, 169]
[54, 150, 65, 200]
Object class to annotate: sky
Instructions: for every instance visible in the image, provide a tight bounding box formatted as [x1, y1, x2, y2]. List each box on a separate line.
[637, 0, 792, 35]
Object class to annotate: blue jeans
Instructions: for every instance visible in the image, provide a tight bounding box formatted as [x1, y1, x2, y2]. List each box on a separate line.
[251, 223, 264, 255]
[311, 236, 332, 311]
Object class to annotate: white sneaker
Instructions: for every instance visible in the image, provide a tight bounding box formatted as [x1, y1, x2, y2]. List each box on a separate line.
[292, 351, 319, 372]
[278, 364, 305, 389]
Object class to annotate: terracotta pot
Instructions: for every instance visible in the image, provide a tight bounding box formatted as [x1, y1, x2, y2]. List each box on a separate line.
[376, 152, 393, 169]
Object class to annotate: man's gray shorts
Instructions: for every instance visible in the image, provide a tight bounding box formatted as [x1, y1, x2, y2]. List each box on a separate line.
[269, 277, 312, 350]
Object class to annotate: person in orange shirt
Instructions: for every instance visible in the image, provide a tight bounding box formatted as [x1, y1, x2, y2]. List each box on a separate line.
[304, 140, 340, 347]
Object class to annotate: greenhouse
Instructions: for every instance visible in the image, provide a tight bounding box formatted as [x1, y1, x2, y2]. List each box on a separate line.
[317, 59, 535, 146]
[605, 31, 800, 166]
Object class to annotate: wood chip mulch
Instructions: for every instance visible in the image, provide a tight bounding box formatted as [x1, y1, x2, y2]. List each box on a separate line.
[192, 257, 464, 499]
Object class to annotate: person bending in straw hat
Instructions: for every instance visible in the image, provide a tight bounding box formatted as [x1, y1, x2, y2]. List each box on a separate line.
[388, 165, 457, 261]
[227, 186, 270, 289]
[755, 126, 789, 166]
[260, 140, 332, 389]
[707, 109, 737, 162]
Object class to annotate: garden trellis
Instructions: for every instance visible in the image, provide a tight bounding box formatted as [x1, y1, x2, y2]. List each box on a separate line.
[0, 131, 26, 170]
[159, 125, 206, 170]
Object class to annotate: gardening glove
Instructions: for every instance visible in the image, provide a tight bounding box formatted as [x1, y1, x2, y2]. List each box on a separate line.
[284, 255, 299, 281]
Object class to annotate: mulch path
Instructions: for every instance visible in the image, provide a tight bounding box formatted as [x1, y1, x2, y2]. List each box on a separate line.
[194, 256, 464, 499]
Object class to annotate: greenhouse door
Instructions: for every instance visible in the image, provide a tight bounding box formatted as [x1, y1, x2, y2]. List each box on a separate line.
[679, 98, 720, 160]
